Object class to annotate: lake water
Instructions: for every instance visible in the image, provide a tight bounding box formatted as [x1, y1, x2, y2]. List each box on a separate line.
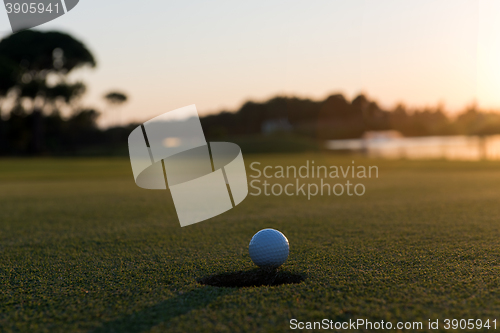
[326, 135, 500, 161]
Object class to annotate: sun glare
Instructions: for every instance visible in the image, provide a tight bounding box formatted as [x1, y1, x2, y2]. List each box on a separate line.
[476, 0, 500, 110]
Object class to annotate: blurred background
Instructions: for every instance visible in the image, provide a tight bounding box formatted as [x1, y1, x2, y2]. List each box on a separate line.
[1, 0, 500, 157]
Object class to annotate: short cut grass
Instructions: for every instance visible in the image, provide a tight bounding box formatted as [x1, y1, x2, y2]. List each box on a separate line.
[1, 154, 500, 332]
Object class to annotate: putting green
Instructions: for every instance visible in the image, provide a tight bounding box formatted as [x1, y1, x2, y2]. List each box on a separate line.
[1, 154, 500, 332]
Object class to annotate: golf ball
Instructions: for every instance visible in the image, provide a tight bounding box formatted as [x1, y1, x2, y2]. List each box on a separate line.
[249, 228, 289, 268]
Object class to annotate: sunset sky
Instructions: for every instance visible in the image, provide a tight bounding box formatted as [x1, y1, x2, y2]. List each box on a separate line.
[1, 0, 500, 127]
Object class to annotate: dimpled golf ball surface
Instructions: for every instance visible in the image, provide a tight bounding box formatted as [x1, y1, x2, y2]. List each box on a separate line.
[249, 229, 289, 268]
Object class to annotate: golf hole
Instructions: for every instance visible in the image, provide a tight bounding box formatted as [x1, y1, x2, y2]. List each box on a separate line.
[198, 269, 305, 288]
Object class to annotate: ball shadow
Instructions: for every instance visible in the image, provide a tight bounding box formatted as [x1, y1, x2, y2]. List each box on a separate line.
[198, 268, 305, 288]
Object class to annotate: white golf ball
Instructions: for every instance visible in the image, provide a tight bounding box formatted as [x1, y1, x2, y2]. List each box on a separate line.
[249, 228, 289, 268]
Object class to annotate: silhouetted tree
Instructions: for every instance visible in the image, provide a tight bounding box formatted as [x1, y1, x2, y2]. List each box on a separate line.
[0, 30, 96, 153]
[104, 92, 127, 105]
[104, 91, 128, 126]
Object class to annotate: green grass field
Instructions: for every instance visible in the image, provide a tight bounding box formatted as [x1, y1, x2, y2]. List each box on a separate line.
[2, 154, 500, 332]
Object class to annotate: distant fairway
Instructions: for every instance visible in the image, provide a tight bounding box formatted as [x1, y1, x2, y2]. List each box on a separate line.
[2, 154, 500, 332]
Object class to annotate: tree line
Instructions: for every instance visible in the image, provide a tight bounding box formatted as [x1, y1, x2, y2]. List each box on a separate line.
[2, 91, 497, 155]
[2, 30, 500, 156]
[202, 94, 500, 140]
